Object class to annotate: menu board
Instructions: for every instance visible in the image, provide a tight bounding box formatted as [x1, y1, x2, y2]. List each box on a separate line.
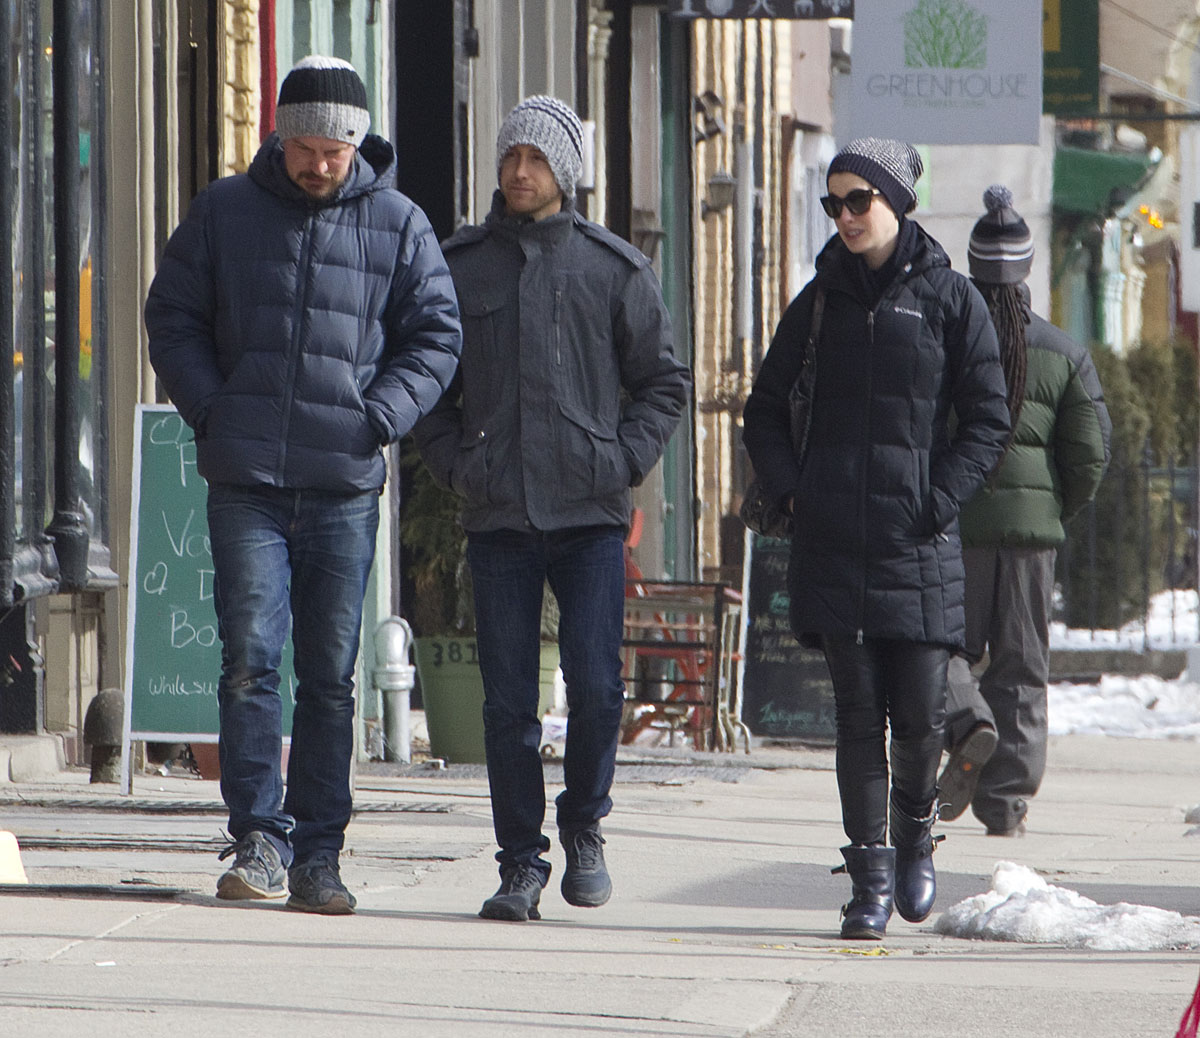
[740, 533, 835, 740]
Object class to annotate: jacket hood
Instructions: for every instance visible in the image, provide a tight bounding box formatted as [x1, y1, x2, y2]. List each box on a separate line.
[248, 131, 397, 207]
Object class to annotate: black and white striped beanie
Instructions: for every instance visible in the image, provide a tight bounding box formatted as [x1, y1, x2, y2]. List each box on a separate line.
[968, 185, 1034, 285]
[496, 95, 584, 199]
[275, 55, 370, 146]
[828, 137, 924, 216]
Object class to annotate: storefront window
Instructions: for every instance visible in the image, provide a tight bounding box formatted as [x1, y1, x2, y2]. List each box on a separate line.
[275, 0, 385, 130]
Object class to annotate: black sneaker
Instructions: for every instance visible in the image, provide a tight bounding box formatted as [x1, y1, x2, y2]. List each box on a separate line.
[286, 855, 357, 915]
[216, 831, 286, 900]
[560, 824, 612, 908]
[479, 864, 546, 921]
[937, 722, 998, 821]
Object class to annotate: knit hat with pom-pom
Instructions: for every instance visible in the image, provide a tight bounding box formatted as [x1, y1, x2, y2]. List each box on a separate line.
[968, 185, 1034, 285]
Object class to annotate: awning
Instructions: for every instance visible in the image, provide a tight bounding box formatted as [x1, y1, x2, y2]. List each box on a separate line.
[1053, 145, 1157, 217]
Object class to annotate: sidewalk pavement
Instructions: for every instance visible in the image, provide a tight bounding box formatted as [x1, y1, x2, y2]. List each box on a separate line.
[0, 731, 1196, 1038]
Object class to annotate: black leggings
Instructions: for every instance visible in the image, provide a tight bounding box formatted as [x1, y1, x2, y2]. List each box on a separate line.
[821, 635, 948, 845]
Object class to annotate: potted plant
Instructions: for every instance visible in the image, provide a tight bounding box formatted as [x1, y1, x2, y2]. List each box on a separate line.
[399, 443, 558, 763]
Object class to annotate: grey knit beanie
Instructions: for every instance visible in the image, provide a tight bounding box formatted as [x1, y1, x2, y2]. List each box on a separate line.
[275, 55, 370, 146]
[968, 185, 1034, 285]
[828, 137, 924, 216]
[496, 95, 584, 199]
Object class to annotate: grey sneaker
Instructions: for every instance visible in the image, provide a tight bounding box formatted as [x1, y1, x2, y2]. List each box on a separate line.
[479, 864, 546, 921]
[560, 824, 612, 907]
[286, 855, 357, 915]
[937, 722, 998, 821]
[216, 831, 286, 900]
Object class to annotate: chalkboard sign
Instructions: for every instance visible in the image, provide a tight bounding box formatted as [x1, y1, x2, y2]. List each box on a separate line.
[122, 405, 295, 748]
[739, 533, 835, 740]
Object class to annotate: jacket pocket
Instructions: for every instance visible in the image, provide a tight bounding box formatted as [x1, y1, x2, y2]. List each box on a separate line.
[460, 293, 508, 362]
[451, 430, 490, 506]
[556, 401, 628, 501]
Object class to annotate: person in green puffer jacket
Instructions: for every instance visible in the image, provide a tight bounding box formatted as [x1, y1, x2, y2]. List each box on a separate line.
[938, 185, 1111, 837]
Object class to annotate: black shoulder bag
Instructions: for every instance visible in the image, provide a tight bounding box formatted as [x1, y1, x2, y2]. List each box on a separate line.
[739, 286, 825, 539]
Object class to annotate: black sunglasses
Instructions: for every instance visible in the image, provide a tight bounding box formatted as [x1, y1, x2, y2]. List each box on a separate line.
[820, 188, 883, 219]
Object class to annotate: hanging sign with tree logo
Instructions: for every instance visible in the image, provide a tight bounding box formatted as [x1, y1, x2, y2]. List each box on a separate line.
[846, 0, 1043, 145]
[668, 1, 854, 16]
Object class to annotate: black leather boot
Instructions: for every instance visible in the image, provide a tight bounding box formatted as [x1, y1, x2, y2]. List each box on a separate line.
[831, 844, 895, 940]
[890, 795, 942, 923]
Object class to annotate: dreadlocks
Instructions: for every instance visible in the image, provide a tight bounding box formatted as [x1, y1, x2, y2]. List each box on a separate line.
[976, 281, 1029, 442]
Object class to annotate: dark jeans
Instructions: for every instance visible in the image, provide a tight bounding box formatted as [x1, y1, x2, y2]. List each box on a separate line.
[207, 483, 379, 867]
[821, 635, 948, 845]
[467, 525, 627, 878]
[946, 546, 1055, 832]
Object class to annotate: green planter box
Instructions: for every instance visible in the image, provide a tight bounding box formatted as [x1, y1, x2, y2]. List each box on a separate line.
[413, 638, 558, 764]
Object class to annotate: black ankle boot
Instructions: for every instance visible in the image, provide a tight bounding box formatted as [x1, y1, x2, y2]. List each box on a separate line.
[890, 796, 942, 923]
[831, 844, 895, 940]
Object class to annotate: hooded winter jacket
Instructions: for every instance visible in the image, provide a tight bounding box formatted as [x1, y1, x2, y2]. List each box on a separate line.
[414, 193, 690, 533]
[743, 221, 1010, 649]
[145, 132, 462, 493]
[958, 291, 1111, 548]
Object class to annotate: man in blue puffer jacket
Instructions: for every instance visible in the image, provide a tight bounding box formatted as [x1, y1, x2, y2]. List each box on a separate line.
[145, 56, 461, 913]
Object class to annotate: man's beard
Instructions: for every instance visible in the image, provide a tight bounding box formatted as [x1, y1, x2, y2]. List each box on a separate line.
[298, 172, 344, 199]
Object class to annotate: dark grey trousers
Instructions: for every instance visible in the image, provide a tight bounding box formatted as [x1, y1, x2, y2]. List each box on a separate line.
[945, 546, 1055, 832]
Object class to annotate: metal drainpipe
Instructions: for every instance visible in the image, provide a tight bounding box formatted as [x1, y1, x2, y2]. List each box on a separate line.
[374, 617, 415, 764]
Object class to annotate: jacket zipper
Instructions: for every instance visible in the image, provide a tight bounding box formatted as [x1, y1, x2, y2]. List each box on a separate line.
[856, 308, 875, 645]
[277, 210, 318, 482]
[553, 286, 563, 365]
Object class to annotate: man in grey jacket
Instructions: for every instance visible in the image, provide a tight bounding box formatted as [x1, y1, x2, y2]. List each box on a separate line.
[146, 56, 461, 913]
[415, 95, 690, 922]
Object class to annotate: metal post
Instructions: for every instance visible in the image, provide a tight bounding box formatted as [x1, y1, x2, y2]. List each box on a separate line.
[1141, 441, 1152, 652]
[47, 0, 90, 589]
[732, 136, 754, 343]
[0, 0, 16, 607]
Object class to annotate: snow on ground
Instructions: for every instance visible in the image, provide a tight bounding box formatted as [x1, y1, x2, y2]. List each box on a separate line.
[937, 794, 1200, 952]
[935, 862, 1200, 950]
[1049, 673, 1200, 739]
[939, 591, 1200, 948]
[1049, 589, 1200, 739]
[1050, 589, 1199, 651]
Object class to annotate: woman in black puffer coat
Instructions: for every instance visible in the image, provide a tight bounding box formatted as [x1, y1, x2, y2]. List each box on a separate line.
[743, 139, 1010, 939]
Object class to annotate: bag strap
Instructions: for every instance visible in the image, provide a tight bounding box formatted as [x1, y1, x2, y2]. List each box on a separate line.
[807, 286, 825, 352]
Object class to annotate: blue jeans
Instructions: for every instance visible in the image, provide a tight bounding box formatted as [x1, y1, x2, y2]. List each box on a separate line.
[467, 526, 627, 878]
[207, 483, 379, 867]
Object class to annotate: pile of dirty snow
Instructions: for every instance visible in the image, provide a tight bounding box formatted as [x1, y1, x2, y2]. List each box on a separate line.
[935, 861, 1200, 951]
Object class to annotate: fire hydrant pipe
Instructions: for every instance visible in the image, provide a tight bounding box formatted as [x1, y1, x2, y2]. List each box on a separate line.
[374, 616, 416, 764]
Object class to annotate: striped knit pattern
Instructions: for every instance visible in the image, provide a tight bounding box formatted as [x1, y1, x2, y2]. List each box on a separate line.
[968, 184, 1034, 285]
[828, 137, 924, 215]
[275, 55, 370, 145]
[496, 95, 584, 198]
